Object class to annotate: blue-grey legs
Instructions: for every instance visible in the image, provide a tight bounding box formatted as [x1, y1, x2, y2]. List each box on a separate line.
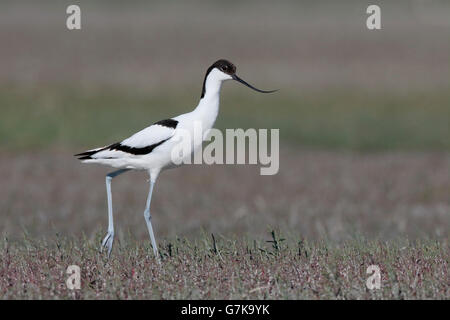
[101, 168, 159, 259]
[144, 179, 158, 258]
[101, 168, 129, 257]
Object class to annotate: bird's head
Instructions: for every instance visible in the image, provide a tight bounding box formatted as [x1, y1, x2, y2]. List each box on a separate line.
[201, 59, 278, 98]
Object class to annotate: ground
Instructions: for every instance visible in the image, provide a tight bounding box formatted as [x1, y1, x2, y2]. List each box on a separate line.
[1, 234, 448, 299]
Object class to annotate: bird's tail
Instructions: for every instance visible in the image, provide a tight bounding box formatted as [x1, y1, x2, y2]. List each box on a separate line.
[74, 146, 109, 160]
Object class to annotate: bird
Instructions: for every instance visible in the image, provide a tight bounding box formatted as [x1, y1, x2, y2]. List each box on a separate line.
[75, 59, 277, 258]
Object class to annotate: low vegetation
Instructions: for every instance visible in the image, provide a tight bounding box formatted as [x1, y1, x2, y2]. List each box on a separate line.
[1, 232, 448, 299]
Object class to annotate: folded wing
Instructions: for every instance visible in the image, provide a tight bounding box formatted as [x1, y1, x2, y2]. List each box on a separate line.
[75, 119, 179, 160]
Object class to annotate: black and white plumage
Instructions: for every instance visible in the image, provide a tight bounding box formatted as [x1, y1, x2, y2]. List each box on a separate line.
[75, 59, 276, 258]
[76, 118, 178, 160]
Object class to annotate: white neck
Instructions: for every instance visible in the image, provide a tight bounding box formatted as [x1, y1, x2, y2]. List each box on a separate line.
[193, 70, 224, 128]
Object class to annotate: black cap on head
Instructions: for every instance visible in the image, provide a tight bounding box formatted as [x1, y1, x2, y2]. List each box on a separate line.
[211, 59, 237, 75]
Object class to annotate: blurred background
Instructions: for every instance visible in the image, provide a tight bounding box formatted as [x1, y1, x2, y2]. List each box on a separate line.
[0, 0, 449, 242]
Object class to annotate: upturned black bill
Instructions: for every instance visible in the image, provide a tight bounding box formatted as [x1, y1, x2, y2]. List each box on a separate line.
[232, 74, 278, 93]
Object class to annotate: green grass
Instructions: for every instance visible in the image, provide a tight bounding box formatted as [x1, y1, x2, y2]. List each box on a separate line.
[0, 87, 449, 151]
[1, 232, 448, 299]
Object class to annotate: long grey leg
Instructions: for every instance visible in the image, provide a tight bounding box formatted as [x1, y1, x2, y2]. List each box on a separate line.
[143, 179, 159, 258]
[101, 168, 129, 257]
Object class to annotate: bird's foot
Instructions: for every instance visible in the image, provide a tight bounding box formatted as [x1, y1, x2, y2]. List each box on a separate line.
[100, 231, 114, 257]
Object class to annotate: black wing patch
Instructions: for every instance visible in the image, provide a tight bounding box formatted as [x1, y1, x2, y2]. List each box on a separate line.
[75, 138, 170, 159]
[107, 138, 170, 155]
[154, 118, 178, 128]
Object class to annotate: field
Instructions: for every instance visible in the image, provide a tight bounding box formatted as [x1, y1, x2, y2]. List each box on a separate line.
[1, 235, 448, 299]
[0, 1, 449, 299]
[1, 138, 449, 299]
